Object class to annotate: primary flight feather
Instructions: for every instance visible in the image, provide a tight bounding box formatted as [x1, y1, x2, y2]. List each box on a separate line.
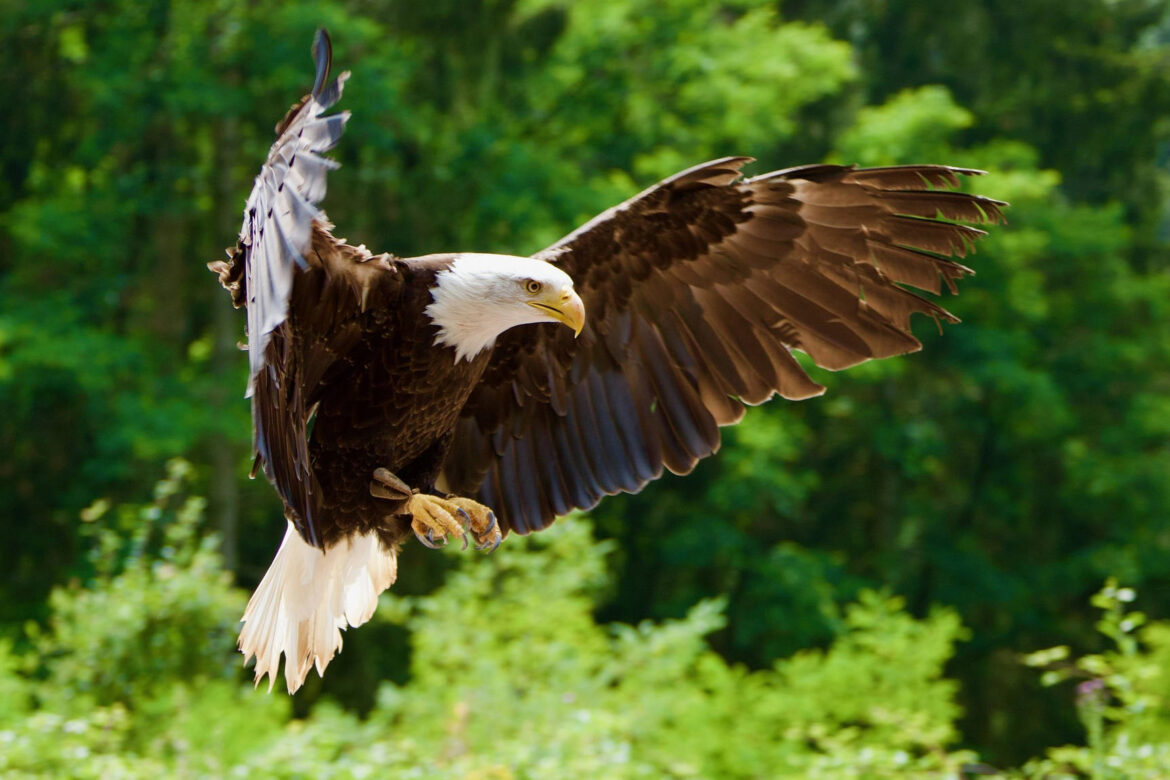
[211, 30, 1006, 693]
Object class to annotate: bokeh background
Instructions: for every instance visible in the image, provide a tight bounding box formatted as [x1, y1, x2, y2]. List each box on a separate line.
[3, 0, 1170, 776]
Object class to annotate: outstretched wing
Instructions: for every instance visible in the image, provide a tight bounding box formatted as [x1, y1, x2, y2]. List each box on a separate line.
[211, 31, 399, 548]
[444, 158, 1006, 534]
[239, 29, 350, 393]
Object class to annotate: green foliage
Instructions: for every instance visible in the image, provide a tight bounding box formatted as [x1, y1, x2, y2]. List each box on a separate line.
[0, 478, 976, 778]
[0, 468, 286, 778]
[833, 85, 974, 166]
[27, 460, 246, 707]
[7, 475, 1170, 777]
[537, 0, 855, 171]
[1019, 580, 1170, 778]
[15, 471, 1170, 778]
[792, 0, 1170, 226]
[372, 526, 967, 778]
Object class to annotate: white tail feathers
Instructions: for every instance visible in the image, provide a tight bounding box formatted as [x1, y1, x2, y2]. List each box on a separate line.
[239, 521, 398, 694]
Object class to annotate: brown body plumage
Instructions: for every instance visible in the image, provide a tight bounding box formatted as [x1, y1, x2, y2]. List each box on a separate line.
[216, 227, 493, 550]
[292, 245, 492, 549]
[213, 30, 1005, 692]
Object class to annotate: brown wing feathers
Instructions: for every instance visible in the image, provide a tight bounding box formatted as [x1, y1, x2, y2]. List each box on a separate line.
[447, 158, 1005, 534]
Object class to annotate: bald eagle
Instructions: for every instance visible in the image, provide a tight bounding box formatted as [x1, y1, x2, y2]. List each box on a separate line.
[212, 30, 1005, 693]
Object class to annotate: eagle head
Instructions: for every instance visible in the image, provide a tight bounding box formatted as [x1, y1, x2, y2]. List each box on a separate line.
[426, 253, 586, 362]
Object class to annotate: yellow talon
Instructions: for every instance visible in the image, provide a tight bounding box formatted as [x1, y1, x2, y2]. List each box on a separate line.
[405, 494, 502, 552]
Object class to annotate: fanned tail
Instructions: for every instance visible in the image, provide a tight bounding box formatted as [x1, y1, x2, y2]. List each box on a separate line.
[239, 521, 398, 693]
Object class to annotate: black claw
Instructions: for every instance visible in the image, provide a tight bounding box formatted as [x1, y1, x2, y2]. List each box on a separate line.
[415, 528, 441, 550]
[473, 511, 501, 552]
[476, 532, 502, 553]
[452, 508, 472, 550]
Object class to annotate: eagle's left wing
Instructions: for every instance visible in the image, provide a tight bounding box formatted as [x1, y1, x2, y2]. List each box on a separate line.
[443, 158, 1005, 535]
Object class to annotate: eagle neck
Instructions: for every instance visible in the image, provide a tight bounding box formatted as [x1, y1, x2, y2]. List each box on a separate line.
[423, 253, 542, 362]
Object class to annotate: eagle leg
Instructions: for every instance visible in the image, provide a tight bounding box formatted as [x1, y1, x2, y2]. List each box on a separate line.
[368, 469, 462, 548]
[405, 493, 471, 550]
[439, 496, 502, 552]
[398, 493, 503, 552]
[369, 468, 501, 552]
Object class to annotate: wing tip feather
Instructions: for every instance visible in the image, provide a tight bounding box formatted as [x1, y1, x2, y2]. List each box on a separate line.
[312, 29, 333, 97]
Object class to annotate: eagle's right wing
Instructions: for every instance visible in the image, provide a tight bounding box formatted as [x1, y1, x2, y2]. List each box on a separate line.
[210, 30, 398, 548]
[237, 29, 349, 393]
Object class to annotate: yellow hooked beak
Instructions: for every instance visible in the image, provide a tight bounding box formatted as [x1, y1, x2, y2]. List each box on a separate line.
[528, 287, 586, 337]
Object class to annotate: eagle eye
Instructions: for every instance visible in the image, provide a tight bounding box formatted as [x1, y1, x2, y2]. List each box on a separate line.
[524, 279, 543, 295]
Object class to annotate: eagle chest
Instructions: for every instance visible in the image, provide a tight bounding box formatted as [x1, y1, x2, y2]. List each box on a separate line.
[317, 293, 488, 470]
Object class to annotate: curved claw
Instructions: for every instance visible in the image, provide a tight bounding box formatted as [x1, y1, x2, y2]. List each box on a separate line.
[476, 512, 501, 552]
[454, 511, 471, 550]
[415, 529, 441, 549]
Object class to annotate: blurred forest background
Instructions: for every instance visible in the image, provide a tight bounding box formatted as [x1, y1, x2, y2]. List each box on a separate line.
[2, 0, 1170, 776]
